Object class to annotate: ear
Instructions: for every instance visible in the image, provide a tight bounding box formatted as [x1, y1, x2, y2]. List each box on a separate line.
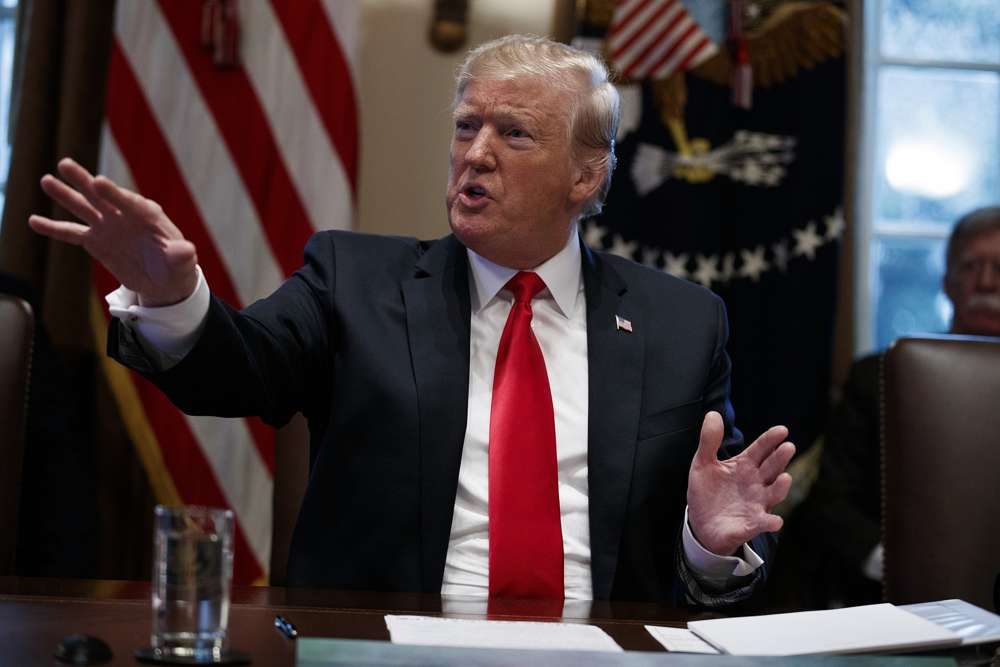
[568, 159, 604, 210]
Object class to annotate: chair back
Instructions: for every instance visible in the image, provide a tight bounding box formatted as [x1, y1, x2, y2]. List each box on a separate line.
[270, 413, 310, 586]
[0, 293, 34, 574]
[882, 335, 1000, 610]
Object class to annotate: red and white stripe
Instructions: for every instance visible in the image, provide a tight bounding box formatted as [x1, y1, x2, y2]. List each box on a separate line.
[99, 0, 358, 583]
[607, 0, 718, 81]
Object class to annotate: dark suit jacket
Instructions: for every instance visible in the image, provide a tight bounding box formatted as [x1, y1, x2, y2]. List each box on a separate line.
[109, 231, 773, 604]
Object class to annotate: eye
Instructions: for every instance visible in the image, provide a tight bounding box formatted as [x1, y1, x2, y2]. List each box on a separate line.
[454, 119, 477, 139]
[506, 127, 530, 139]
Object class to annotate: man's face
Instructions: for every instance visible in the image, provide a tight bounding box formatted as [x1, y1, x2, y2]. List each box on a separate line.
[945, 228, 1000, 337]
[446, 76, 598, 269]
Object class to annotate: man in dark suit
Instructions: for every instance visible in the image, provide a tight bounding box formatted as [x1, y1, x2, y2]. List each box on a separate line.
[29, 35, 794, 604]
[798, 205, 1000, 607]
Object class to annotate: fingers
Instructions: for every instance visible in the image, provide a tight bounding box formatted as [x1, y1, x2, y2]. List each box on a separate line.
[742, 424, 789, 466]
[93, 174, 159, 220]
[40, 174, 103, 226]
[694, 411, 724, 466]
[758, 441, 796, 484]
[28, 215, 89, 246]
[56, 158, 120, 220]
[758, 511, 784, 534]
[766, 472, 793, 510]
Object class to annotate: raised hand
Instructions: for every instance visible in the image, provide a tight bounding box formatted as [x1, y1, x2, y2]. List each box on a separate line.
[686, 411, 795, 556]
[29, 158, 199, 307]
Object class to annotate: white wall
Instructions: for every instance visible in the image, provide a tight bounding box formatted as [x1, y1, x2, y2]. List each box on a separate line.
[356, 0, 567, 239]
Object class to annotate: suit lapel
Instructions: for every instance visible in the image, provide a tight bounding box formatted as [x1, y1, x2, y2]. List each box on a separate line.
[583, 246, 644, 599]
[401, 235, 472, 593]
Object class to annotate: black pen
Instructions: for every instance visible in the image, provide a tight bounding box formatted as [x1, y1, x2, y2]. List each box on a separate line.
[274, 614, 298, 639]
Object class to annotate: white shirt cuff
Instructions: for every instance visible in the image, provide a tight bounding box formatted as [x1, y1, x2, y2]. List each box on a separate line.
[681, 506, 764, 582]
[106, 266, 211, 369]
[862, 543, 883, 582]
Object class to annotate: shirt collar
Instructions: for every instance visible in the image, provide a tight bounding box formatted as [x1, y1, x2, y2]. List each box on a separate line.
[466, 223, 582, 318]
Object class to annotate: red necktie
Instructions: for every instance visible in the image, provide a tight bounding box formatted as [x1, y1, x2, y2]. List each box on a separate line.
[488, 271, 564, 599]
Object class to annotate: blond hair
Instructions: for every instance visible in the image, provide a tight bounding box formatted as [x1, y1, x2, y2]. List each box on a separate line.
[455, 34, 619, 219]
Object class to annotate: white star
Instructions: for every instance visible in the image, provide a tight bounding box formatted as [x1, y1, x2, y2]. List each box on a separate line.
[641, 246, 661, 268]
[582, 221, 606, 249]
[739, 245, 769, 282]
[792, 222, 823, 260]
[824, 208, 845, 240]
[692, 254, 720, 287]
[608, 234, 638, 260]
[772, 239, 789, 272]
[663, 251, 689, 279]
[719, 252, 736, 283]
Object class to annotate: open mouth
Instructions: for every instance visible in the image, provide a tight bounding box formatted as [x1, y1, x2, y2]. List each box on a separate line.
[462, 184, 488, 201]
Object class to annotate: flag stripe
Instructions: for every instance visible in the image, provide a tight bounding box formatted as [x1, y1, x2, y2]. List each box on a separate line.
[155, 1, 314, 277]
[186, 413, 274, 571]
[105, 43, 274, 473]
[628, 16, 695, 79]
[106, 0, 359, 583]
[623, 12, 689, 79]
[608, 0, 715, 82]
[645, 25, 706, 79]
[114, 0, 284, 306]
[268, 0, 358, 192]
[97, 127, 267, 583]
[608, 0, 657, 45]
[320, 0, 361, 79]
[610, 0, 679, 62]
[105, 45, 242, 310]
[240, 0, 354, 233]
[137, 376, 264, 584]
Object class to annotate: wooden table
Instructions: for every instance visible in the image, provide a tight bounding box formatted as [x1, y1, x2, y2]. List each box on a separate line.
[0, 577, 706, 665]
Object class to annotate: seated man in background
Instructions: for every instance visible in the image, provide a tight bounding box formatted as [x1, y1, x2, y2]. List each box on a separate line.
[802, 206, 1000, 606]
[28, 35, 796, 605]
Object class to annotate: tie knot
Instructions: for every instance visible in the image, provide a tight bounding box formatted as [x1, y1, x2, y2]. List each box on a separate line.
[505, 271, 546, 304]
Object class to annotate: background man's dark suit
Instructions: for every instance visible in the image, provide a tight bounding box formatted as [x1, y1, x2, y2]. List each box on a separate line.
[109, 230, 773, 603]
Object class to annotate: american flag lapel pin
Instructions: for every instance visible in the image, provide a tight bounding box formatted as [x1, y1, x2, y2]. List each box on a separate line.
[615, 315, 633, 333]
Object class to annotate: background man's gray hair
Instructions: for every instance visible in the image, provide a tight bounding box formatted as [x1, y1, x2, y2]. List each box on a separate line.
[455, 34, 620, 219]
[945, 205, 1000, 277]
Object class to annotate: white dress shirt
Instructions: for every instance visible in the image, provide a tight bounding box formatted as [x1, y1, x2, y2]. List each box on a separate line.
[107, 226, 762, 599]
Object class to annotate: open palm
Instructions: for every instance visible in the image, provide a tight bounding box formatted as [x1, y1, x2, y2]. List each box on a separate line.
[29, 158, 198, 307]
[686, 411, 795, 556]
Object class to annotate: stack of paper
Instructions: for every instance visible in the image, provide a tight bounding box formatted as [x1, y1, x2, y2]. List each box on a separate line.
[681, 603, 962, 656]
[384, 615, 623, 652]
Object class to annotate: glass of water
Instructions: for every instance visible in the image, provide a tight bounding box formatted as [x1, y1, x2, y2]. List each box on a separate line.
[151, 505, 234, 662]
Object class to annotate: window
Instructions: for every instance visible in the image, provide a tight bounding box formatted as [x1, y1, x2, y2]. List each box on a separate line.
[857, 0, 1000, 351]
[0, 0, 18, 219]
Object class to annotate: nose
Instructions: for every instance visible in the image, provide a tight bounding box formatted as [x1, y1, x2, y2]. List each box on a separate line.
[464, 128, 496, 172]
[976, 260, 999, 290]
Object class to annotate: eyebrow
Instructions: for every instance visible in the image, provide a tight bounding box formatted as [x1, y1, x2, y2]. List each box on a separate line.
[452, 105, 544, 128]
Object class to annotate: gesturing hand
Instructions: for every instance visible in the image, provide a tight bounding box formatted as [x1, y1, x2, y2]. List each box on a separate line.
[29, 157, 198, 307]
[686, 411, 795, 557]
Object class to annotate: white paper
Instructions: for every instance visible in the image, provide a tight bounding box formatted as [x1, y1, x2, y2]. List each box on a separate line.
[903, 599, 1000, 646]
[384, 615, 623, 652]
[687, 603, 961, 656]
[645, 625, 720, 654]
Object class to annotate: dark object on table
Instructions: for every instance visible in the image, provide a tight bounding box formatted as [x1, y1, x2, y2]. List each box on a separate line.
[54, 634, 112, 665]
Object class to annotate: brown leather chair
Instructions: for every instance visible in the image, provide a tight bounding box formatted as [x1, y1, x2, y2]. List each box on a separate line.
[270, 413, 310, 586]
[0, 293, 34, 575]
[881, 335, 1000, 611]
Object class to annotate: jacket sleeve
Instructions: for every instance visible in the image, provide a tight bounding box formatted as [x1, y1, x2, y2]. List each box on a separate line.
[107, 232, 337, 428]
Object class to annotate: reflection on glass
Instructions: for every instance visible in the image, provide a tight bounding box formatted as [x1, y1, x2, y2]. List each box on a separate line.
[871, 236, 950, 350]
[881, 0, 1000, 64]
[874, 67, 999, 228]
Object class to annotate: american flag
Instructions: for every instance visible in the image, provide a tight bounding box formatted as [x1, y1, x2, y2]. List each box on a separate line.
[93, 1, 358, 584]
[607, 0, 718, 81]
